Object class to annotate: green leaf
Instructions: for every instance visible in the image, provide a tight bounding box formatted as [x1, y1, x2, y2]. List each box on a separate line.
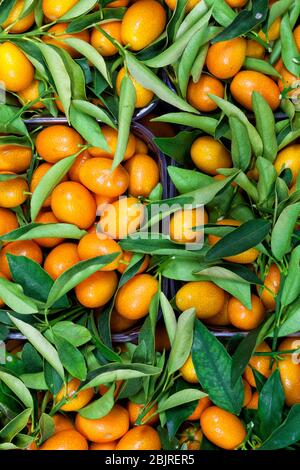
[144, 7, 212, 68]
[0, 371, 33, 409]
[160, 292, 177, 346]
[280, 13, 300, 77]
[8, 315, 64, 380]
[0, 277, 38, 314]
[258, 370, 285, 440]
[112, 75, 136, 169]
[205, 220, 270, 261]
[46, 253, 119, 308]
[208, 94, 263, 157]
[152, 113, 221, 137]
[244, 58, 281, 78]
[39, 413, 55, 445]
[258, 404, 300, 450]
[158, 389, 207, 413]
[252, 92, 278, 162]
[167, 166, 212, 194]
[278, 298, 300, 337]
[271, 202, 300, 259]
[80, 363, 161, 390]
[231, 320, 272, 385]
[21, 372, 48, 390]
[72, 100, 116, 128]
[192, 320, 244, 414]
[0, 408, 32, 442]
[229, 116, 251, 171]
[60, 0, 96, 20]
[1, 223, 85, 242]
[154, 130, 201, 165]
[69, 104, 110, 149]
[38, 43, 71, 120]
[257, 157, 277, 203]
[64, 38, 111, 85]
[79, 384, 114, 419]
[53, 334, 87, 381]
[44, 361, 63, 395]
[168, 308, 195, 375]
[281, 245, 300, 307]
[30, 153, 78, 221]
[212, 0, 268, 42]
[125, 53, 197, 113]
[48, 321, 91, 347]
[8, 255, 68, 308]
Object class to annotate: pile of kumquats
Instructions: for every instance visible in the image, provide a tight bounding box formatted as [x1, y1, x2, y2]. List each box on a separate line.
[0, 0, 300, 453]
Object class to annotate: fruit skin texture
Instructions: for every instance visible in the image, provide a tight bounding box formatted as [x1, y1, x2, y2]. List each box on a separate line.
[165, 0, 200, 12]
[117, 251, 150, 274]
[36, 125, 83, 164]
[274, 145, 300, 185]
[187, 74, 224, 112]
[115, 425, 161, 450]
[228, 294, 265, 330]
[2, 0, 35, 33]
[110, 309, 137, 333]
[91, 22, 123, 57]
[0, 42, 34, 92]
[0, 174, 28, 208]
[79, 157, 129, 198]
[0, 144, 32, 173]
[42, 0, 79, 20]
[258, 263, 281, 311]
[51, 181, 96, 229]
[190, 136, 232, 175]
[44, 242, 80, 280]
[169, 208, 208, 244]
[208, 219, 259, 264]
[278, 338, 300, 406]
[0, 208, 18, 237]
[225, 0, 247, 6]
[200, 406, 246, 450]
[206, 38, 247, 79]
[0, 241, 43, 279]
[258, 16, 281, 42]
[124, 154, 159, 197]
[40, 430, 88, 450]
[243, 379, 252, 407]
[68, 150, 91, 182]
[244, 342, 272, 387]
[18, 79, 45, 110]
[187, 396, 211, 420]
[99, 196, 145, 240]
[176, 281, 225, 319]
[89, 126, 136, 159]
[56, 378, 94, 412]
[230, 71, 280, 111]
[90, 441, 117, 450]
[75, 271, 118, 308]
[121, 0, 167, 51]
[52, 414, 74, 433]
[43, 23, 90, 58]
[294, 24, 300, 50]
[78, 233, 122, 271]
[35, 211, 64, 248]
[128, 401, 159, 426]
[115, 274, 159, 320]
[205, 293, 230, 326]
[246, 391, 259, 410]
[75, 404, 129, 443]
[246, 39, 265, 59]
[180, 354, 198, 384]
[116, 68, 154, 108]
